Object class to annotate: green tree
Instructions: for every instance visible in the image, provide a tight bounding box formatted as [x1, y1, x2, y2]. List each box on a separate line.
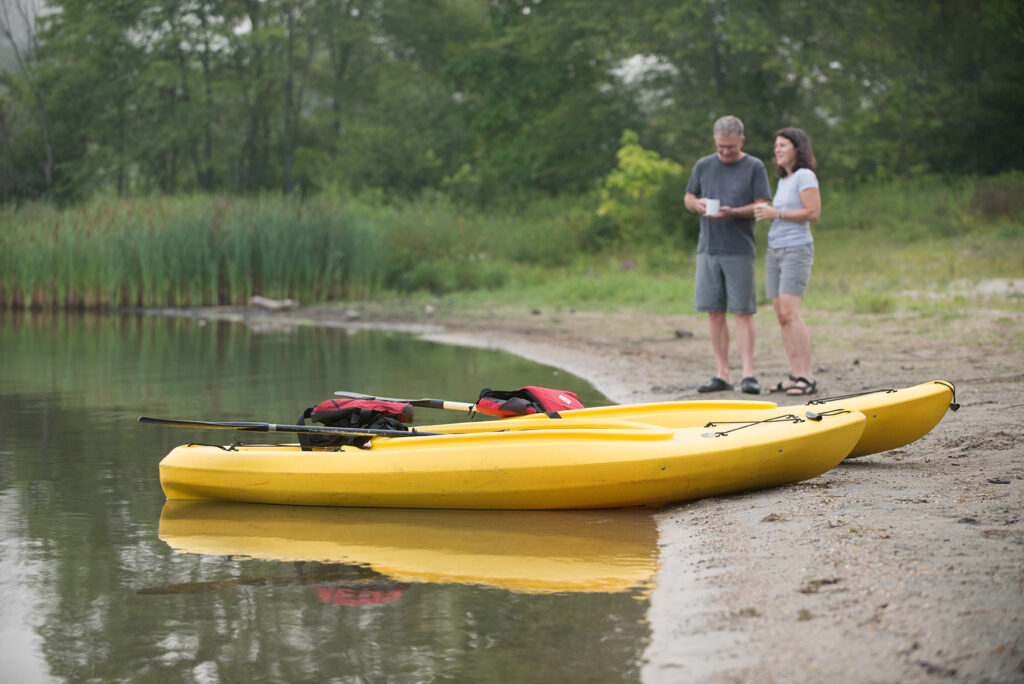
[821, 0, 1024, 179]
[0, 0, 55, 198]
[306, 0, 482, 197]
[1, 0, 1021, 204]
[445, 0, 638, 201]
[597, 129, 685, 244]
[621, 0, 1024, 182]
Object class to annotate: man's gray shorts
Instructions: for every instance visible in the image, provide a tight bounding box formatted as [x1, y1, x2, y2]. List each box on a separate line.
[694, 253, 756, 314]
[765, 243, 814, 300]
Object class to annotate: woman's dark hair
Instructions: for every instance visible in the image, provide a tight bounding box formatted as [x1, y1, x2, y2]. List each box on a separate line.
[775, 127, 817, 178]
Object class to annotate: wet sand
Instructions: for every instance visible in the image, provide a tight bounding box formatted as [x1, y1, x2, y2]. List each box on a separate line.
[184, 298, 1023, 682]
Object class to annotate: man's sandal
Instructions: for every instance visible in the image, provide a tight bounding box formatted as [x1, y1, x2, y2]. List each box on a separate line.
[698, 376, 734, 393]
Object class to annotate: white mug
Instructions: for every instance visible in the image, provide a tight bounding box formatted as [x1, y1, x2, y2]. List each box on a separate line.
[704, 199, 720, 215]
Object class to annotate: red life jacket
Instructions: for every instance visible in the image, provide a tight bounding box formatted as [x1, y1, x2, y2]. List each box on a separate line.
[297, 398, 414, 449]
[475, 386, 584, 418]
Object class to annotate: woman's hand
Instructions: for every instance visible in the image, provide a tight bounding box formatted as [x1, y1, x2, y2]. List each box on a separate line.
[753, 203, 776, 221]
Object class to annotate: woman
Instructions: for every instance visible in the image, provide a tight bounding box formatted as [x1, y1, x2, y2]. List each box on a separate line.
[753, 128, 821, 396]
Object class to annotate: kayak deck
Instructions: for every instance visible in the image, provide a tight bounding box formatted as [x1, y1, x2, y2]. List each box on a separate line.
[432, 380, 956, 459]
[159, 411, 865, 509]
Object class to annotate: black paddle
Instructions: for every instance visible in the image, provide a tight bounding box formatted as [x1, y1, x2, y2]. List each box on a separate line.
[138, 416, 441, 438]
[333, 390, 477, 413]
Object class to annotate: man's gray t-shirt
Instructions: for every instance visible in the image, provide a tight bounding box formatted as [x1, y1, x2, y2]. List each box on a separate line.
[685, 154, 771, 256]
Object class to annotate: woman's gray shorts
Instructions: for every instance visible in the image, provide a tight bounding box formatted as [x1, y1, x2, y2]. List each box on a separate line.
[695, 253, 757, 314]
[765, 243, 814, 300]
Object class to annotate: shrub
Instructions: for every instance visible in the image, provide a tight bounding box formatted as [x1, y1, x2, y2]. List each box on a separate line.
[597, 130, 686, 245]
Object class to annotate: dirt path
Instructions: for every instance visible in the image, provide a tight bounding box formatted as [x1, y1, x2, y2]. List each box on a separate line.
[191, 299, 1024, 682]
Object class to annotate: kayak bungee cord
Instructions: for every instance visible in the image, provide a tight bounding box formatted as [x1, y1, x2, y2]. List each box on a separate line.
[807, 388, 897, 404]
[700, 410, 851, 438]
[808, 380, 959, 411]
[184, 441, 356, 452]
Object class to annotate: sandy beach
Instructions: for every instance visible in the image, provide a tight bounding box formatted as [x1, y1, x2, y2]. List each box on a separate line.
[192, 295, 1023, 682]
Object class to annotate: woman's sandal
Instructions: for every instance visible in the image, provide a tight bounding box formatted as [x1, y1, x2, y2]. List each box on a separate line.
[786, 377, 817, 396]
[769, 374, 797, 393]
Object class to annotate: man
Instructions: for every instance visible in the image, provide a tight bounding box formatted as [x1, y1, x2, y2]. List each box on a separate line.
[684, 115, 771, 394]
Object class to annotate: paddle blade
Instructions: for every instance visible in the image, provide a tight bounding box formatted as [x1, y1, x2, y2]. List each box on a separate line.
[138, 416, 270, 431]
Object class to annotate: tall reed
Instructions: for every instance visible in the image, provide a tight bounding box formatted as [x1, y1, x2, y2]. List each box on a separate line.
[0, 196, 388, 309]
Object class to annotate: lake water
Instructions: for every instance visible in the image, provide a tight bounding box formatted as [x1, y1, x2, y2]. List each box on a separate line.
[0, 312, 659, 682]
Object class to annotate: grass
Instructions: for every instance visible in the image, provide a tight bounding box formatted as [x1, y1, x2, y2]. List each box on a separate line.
[1, 173, 1022, 315]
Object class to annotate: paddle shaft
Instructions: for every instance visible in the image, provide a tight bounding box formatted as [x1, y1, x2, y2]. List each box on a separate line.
[138, 416, 441, 438]
[333, 390, 476, 412]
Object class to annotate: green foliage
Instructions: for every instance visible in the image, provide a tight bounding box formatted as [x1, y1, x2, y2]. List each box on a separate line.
[443, 1, 637, 200]
[446, 255, 696, 314]
[653, 172, 700, 247]
[1, 176, 1022, 314]
[996, 223, 1024, 239]
[392, 257, 507, 294]
[596, 130, 687, 246]
[809, 174, 1024, 312]
[819, 175, 980, 240]
[852, 294, 895, 314]
[1, 0, 1021, 205]
[969, 172, 1024, 221]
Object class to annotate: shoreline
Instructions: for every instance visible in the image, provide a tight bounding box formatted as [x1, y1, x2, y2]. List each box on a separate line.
[170, 301, 1023, 682]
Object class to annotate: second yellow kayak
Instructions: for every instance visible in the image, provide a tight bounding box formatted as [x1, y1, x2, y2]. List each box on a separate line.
[432, 380, 956, 459]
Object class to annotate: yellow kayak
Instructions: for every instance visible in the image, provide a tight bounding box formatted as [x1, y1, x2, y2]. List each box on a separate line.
[158, 411, 865, 509]
[434, 380, 957, 459]
[807, 380, 957, 457]
[158, 501, 658, 594]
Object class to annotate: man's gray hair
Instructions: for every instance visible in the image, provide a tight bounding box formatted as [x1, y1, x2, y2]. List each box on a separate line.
[713, 115, 744, 138]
